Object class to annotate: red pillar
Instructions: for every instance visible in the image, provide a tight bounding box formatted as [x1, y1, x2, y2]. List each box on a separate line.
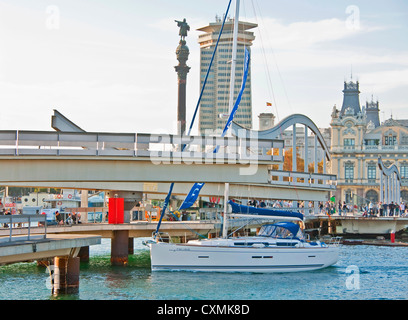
[108, 198, 124, 224]
[390, 231, 395, 243]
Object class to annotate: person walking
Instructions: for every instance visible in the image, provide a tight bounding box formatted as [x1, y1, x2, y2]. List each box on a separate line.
[368, 201, 374, 216]
[55, 210, 63, 225]
[401, 202, 406, 216]
[389, 201, 395, 216]
[65, 213, 73, 225]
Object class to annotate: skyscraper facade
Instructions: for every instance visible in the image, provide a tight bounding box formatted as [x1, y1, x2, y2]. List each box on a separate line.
[197, 17, 257, 135]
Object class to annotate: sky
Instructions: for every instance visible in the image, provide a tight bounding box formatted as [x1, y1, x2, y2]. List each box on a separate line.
[0, 0, 406, 134]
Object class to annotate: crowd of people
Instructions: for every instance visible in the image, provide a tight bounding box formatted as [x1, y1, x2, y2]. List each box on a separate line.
[318, 200, 408, 217]
[245, 198, 408, 217]
[360, 201, 407, 217]
[55, 210, 81, 225]
[0, 207, 82, 228]
[247, 199, 300, 209]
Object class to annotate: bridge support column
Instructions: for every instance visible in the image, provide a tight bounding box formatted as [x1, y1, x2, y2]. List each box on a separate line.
[78, 246, 89, 263]
[111, 230, 129, 266]
[128, 237, 134, 255]
[53, 256, 80, 295]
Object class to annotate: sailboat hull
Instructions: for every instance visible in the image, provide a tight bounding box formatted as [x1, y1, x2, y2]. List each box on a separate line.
[149, 242, 339, 273]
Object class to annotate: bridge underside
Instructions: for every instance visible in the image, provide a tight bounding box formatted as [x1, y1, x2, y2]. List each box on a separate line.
[3, 180, 328, 202]
[0, 157, 331, 201]
[0, 157, 271, 184]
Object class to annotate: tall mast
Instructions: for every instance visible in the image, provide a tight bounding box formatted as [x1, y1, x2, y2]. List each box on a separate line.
[227, 0, 240, 120]
[222, 0, 240, 239]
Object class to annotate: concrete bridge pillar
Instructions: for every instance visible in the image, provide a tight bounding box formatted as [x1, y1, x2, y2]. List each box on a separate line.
[128, 237, 134, 255]
[53, 256, 80, 295]
[78, 246, 89, 263]
[111, 230, 129, 266]
[106, 191, 143, 222]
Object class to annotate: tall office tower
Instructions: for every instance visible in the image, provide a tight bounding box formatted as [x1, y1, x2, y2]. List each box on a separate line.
[197, 17, 257, 135]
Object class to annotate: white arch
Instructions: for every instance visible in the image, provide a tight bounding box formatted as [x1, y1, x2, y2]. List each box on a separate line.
[378, 156, 401, 207]
[378, 157, 401, 179]
[231, 113, 331, 161]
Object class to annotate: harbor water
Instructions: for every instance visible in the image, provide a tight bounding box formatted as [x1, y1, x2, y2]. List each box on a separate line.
[0, 238, 407, 300]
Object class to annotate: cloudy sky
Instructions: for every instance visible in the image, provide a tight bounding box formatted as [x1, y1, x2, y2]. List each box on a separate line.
[0, 0, 406, 134]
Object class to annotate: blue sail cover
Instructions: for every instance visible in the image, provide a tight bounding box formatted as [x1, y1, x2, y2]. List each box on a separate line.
[258, 222, 301, 238]
[178, 48, 250, 211]
[220, 47, 250, 138]
[228, 200, 304, 221]
[154, 182, 174, 238]
[178, 183, 205, 210]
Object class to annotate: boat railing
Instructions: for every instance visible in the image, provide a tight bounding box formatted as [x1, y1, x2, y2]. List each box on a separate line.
[153, 231, 173, 243]
[327, 236, 342, 247]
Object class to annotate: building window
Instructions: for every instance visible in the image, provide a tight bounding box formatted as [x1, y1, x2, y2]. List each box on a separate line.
[367, 165, 376, 180]
[402, 190, 408, 202]
[366, 190, 378, 203]
[345, 165, 354, 180]
[401, 165, 408, 178]
[345, 190, 353, 203]
[364, 139, 379, 146]
[344, 138, 355, 146]
[384, 135, 397, 145]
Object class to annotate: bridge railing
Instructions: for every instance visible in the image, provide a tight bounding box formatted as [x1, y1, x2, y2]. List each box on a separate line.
[0, 130, 284, 163]
[0, 214, 47, 244]
[269, 170, 336, 190]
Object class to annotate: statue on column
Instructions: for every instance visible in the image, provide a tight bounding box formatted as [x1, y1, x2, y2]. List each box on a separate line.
[175, 18, 190, 41]
[174, 18, 190, 137]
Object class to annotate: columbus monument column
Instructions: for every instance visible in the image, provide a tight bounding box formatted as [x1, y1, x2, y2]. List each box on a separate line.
[174, 18, 190, 136]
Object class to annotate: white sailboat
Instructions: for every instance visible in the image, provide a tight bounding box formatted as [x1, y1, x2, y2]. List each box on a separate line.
[146, 0, 340, 273]
[147, 201, 340, 273]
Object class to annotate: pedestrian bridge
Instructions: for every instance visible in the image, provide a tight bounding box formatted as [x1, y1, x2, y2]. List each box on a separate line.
[0, 113, 336, 202]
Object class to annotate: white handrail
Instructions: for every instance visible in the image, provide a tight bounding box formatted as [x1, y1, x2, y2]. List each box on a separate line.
[0, 130, 284, 163]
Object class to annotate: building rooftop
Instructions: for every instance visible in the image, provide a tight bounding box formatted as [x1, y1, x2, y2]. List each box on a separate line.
[197, 19, 257, 33]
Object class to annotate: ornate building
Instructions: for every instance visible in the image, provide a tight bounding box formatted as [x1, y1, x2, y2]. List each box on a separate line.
[330, 79, 408, 206]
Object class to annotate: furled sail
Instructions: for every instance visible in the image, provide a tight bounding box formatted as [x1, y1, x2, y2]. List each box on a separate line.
[228, 200, 304, 221]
